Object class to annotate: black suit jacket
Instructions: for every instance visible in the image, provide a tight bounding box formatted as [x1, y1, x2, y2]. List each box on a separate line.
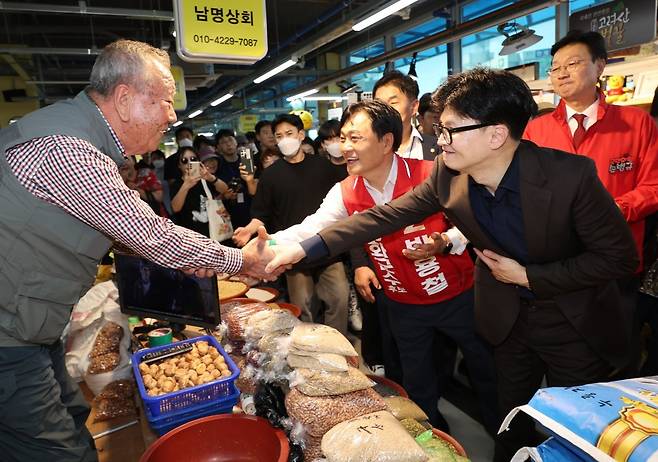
[421, 133, 440, 161]
[318, 140, 638, 369]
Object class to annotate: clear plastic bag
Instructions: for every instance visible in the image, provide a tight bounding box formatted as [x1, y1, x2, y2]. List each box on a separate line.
[285, 387, 387, 437]
[225, 302, 270, 341]
[92, 379, 136, 422]
[384, 396, 430, 422]
[291, 367, 375, 397]
[287, 352, 348, 372]
[321, 411, 429, 462]
[291, 323, 357, 357]
[245, 309, 300, 341]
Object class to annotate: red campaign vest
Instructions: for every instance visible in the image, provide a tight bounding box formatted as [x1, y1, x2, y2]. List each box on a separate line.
[341, 156, 474, 305]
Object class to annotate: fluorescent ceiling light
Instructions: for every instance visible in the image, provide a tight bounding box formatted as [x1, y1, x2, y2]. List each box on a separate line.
[188, 109, 203, 119]
[302, 95, 347, 101]
[199, 132, 214, 137]
[286, 88, 319, 102]
[210, 92, 234, 107]
[164, 141, 176, 145]
[254, 58, 297, 84]
[172, 121, 183, 127]
[352, 0, 420, 32]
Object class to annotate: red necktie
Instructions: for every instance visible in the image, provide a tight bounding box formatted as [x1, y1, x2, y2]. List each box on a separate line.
[572, 113, 587, 150]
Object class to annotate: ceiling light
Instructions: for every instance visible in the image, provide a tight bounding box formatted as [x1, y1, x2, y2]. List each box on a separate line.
[210, 92, 234, 107]
[188, 109, 203, 119]
[498, 22, 543, 56]
[254, 58, 298, 84]
[164, 141, 176, 146]
[302, 95, 347, 101]
[172, 121, 183, 127]
[199, 132, 214, 137]
[286, 88, 319, 102]
[352, 0, 421, 32]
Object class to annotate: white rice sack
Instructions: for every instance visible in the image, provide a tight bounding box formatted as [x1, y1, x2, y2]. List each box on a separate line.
[321, 411, 429, 462]
[245, 309, 300, 341]
[288, 352, 348, 372]
[291, 323, 357, 357]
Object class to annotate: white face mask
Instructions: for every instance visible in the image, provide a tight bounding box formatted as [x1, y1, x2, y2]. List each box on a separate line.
[178, 138, 193, 148]
[153, 159, 165, 168]
[277, 137, 302, 157]
[325, 141, 342, 158]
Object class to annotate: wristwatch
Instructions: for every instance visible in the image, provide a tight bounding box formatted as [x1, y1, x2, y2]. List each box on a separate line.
[441, 234, 453, 255]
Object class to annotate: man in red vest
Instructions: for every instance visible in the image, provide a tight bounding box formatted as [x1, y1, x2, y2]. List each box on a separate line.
[270, 99, 499, 434]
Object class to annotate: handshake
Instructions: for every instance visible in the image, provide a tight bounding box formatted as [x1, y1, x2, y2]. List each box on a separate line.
[239, 226, 306, 281]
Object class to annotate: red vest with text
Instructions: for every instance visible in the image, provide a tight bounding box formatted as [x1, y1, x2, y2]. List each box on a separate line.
[341, 156, 474, 305]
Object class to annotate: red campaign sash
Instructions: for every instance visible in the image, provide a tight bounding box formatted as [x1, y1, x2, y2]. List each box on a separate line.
[341, 155, 473, 304]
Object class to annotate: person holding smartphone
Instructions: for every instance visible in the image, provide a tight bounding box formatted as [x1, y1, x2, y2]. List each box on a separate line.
[170, 147, 228, 237]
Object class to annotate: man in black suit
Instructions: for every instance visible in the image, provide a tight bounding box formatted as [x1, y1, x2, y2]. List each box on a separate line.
[265, 67, 638, 460]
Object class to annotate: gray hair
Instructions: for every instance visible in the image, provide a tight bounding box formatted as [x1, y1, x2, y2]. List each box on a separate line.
[88, 39, 170, 97]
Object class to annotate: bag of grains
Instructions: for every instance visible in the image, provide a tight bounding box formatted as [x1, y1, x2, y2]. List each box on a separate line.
[225, 302, 270, 342]
[291, 367, 375, 397]
[245, 309, 300, 341]
[287, 352, 349, 372]
[291, 323, 357, 356]
[321, 411, 429, 462]
[384, 396, 430, 422]
[285, 387, 387, 437]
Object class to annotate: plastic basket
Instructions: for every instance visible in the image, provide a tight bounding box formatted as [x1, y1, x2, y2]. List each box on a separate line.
[132, 335, 240, 419]
[145, 383, 240, 435]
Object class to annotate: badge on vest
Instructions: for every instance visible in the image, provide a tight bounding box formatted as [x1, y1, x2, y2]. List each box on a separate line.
[609, 155, 632, 174]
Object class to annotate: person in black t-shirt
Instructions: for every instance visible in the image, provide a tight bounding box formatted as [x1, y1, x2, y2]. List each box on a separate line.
[169, 147, 228, 237]
[164, 125, 194, 185]
[232, 114, 350, 335]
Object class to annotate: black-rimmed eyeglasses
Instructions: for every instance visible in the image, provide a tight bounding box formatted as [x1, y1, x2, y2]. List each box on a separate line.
[432, 122, 496, 145]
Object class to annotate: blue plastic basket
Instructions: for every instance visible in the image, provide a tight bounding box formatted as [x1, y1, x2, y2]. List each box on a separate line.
[145, 383, 240, 435]
[132, 335, 240, 419]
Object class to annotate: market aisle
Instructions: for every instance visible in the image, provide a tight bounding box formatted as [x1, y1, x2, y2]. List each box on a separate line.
[439, 398, 494, 462]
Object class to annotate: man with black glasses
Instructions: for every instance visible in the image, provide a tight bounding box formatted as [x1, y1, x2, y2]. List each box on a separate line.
[265, 67, 638, 461]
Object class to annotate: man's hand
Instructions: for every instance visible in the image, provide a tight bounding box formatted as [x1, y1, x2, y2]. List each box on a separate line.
[241, 227, 282, 281]
[233, 226, 254, 247]
[402, 232, 447, 261]
[473, 249, 529, 287]
[354, 266, 381, 303]
[265, 242, 305, 274]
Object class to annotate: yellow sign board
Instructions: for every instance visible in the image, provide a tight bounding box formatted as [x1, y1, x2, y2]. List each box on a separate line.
[170, 65, 187, 111]
[173, 0, 268, 64]
[238, 114, 259, 133]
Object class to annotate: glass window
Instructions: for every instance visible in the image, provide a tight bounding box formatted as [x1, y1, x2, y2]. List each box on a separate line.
[394, 45, 449, 95]
[394, 17, 447, 48]
[348, 40, 385, 65]
[569, 0, 613, 14]
[462, 0, 515, 21]
[461, 6, 556, 78]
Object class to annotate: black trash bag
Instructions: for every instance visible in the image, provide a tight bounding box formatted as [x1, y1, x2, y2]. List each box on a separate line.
[287, 442, 304, 462]
[254, 383, 288, 429]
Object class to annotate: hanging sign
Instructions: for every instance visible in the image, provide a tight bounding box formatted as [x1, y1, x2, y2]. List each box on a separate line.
[173, 0, 268, 64]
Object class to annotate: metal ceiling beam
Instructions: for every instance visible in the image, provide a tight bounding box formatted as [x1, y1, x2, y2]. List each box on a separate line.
[0, 47, 100, 55]
[219, 0, 558, 120]
[0, 2, 173, 21]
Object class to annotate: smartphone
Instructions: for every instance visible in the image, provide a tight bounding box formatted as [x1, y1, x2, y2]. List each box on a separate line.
[188, 161, 201, 177]
[239, 148, 254, 175]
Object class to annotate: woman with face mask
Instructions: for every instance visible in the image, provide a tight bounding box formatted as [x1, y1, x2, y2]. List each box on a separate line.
[317, 119, 347, 175]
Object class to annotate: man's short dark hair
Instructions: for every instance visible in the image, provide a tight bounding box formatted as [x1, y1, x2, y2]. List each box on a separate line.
[340, 99, 402, 152]
[432, 67, 537, 140]
[373, 70, 420, 101]
[175, 126, 193, 141]
[272, 113, 304, 133]
[254, 120, 272, 135]
[418, 93, 436, 116]
[551, 30, 608, 61]
[317, 119, 341, 144]
[193, 135, 212, 152]
[215, 128, 236, 142]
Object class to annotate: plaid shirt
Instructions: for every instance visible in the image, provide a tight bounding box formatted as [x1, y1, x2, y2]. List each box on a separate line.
[4, 108, 243, 274]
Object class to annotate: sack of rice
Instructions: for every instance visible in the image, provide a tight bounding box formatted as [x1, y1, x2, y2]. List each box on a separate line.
[291, 323, 357, 356]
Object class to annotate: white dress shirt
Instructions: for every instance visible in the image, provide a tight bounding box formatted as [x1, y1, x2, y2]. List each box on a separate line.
[272, 156, 468, 254]
[565, 98, 599, 135]
[397, 126, 425, 160]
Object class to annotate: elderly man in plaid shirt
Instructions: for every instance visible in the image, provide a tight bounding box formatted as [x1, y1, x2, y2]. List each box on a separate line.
[0, 40, 277, 461]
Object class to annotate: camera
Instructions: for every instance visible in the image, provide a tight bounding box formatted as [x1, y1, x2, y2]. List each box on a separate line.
[227, 177, 243, 193]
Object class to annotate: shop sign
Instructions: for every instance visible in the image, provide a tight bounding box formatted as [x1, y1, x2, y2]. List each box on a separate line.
[569, 0, 657, 52]
[170, 65, 187, 111]
[238, 114, 259, 133]
[173, 0, 268, 64]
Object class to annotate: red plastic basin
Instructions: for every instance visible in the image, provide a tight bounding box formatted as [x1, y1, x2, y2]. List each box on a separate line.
[433, 428, 468, 458]
[140, 414, 290, 462]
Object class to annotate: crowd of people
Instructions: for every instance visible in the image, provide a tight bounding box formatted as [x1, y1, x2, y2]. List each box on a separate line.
[1, 29, 657, 462]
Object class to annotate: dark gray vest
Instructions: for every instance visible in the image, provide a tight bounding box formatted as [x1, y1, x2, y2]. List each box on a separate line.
[0, 91, 124, 346]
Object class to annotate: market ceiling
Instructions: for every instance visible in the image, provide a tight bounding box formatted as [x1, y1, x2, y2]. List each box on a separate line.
[0, 0, 552, 118]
